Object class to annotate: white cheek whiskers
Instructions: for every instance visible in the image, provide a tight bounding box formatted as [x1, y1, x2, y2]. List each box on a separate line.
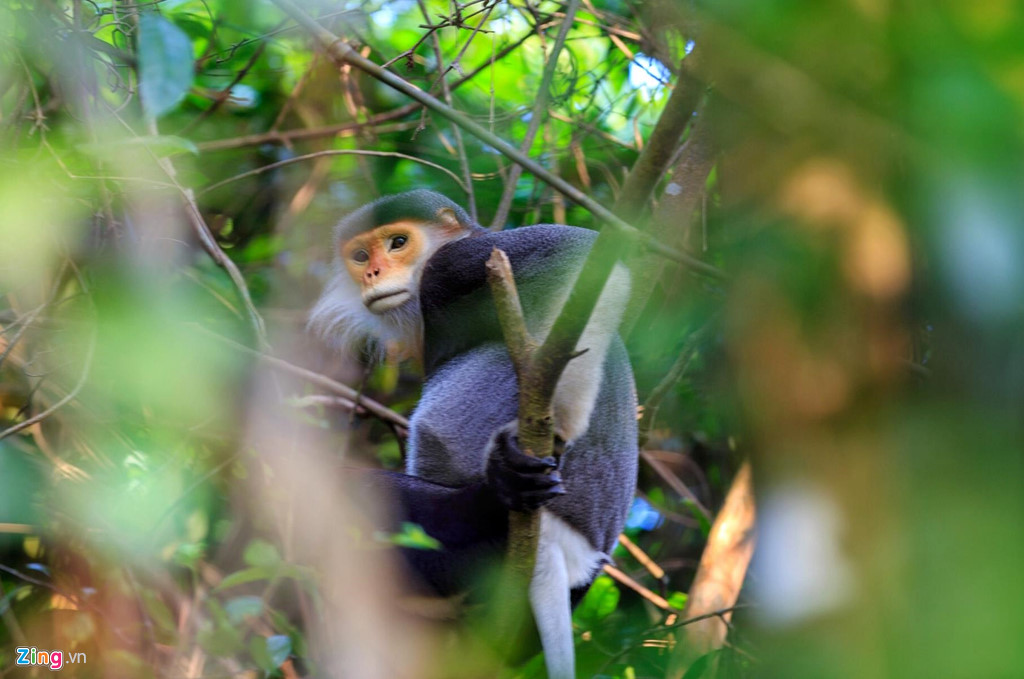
[308, 263, 424, 362]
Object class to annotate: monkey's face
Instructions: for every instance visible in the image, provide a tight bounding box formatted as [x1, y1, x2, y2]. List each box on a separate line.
[341, 220, 434, 314]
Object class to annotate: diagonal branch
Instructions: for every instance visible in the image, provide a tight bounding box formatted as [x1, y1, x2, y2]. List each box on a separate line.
[624, 100, 722, 335]
[267, 0, 726, 281]
[194, 325, 409, 431]
[180, 189, 269, 349]
[612, 46, 706, 217]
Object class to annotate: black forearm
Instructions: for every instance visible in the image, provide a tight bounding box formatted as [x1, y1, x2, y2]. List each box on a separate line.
[370, 470, 508, 546]
[364, 470, 509, 596]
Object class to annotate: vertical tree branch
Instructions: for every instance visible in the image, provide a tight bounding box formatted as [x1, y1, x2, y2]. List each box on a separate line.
[484, 249, 556, 581]
[484, 238, 623, 647]
[484, 248, 547, 643]
[485, 248, 535, 372]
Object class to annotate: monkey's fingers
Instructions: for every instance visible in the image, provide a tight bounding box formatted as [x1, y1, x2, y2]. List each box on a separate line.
[506, 453, 559, 475]
[497, 437, 559, 471]
[516, 485, 568, 511]
[506, 469, 563, 491]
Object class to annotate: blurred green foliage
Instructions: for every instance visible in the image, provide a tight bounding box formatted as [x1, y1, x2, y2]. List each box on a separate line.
[1, 0, 1023, 678]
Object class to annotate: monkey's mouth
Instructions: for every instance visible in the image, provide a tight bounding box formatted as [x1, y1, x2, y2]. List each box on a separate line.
[364, 289, 412, 314]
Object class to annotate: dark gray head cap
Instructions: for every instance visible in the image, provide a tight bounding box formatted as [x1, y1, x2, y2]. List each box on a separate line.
[333, 190, 476, 244]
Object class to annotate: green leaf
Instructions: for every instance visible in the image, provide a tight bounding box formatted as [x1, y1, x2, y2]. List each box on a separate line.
[249, 635, 275, 672]
[141, 590, 177, 635]
[573, 574, 620, 625]
[681, 649, 721, 679]
[375, 522, 441, 550]
[224, 595, 264, 623]
[105, 650, 151, 678]
[266, 634, 292, 667]
[199, 600, 245, 656]
[0, 585, 31, 616]
[243, 539, 281, 568]
[137, 13, 195, 117]
[216, 562, 315, 591]
[173, 541, 204, 569]
[216, 566, 277, 590]
[237, 234, 285, 263]
[198, 622, 244, 657]
[667, 591, 689, 611]
[268, 610, 308, 658]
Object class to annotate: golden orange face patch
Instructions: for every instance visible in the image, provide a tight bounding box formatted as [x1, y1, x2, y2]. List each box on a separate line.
[341, 220, 427, 288]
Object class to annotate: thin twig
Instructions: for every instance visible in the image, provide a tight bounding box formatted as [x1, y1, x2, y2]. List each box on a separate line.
[549, 110, 637, 151]
[0, 564, 53, 589]
[193, 325, 409, 430]
[197, 119, 418, 152]
[117, 108, 271, 349]
[663, 604, 750, 630]
[902, 357, 931, 378]
[197, 149, 469, 196]
[418, 0, 477, 218]
[617, 532, 666, 581]
[179, 188, 269, 348]
[640, 450, 713, 523]
[641, 324, 709, 441]
[291, 393, 357, 411]
[0, 299, 55, 372]
[430, 0, 498, 88]
[602, 564, 678, 611]
[0, 318, 97, 443]
[177, 36, 271, 135]
[490, 0, 581, 229]
[0, 523, 36, 534]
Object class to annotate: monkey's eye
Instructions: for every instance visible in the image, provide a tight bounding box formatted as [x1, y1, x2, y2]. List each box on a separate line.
[389, 235, 408, 251]
[352, 249, 369, 264]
